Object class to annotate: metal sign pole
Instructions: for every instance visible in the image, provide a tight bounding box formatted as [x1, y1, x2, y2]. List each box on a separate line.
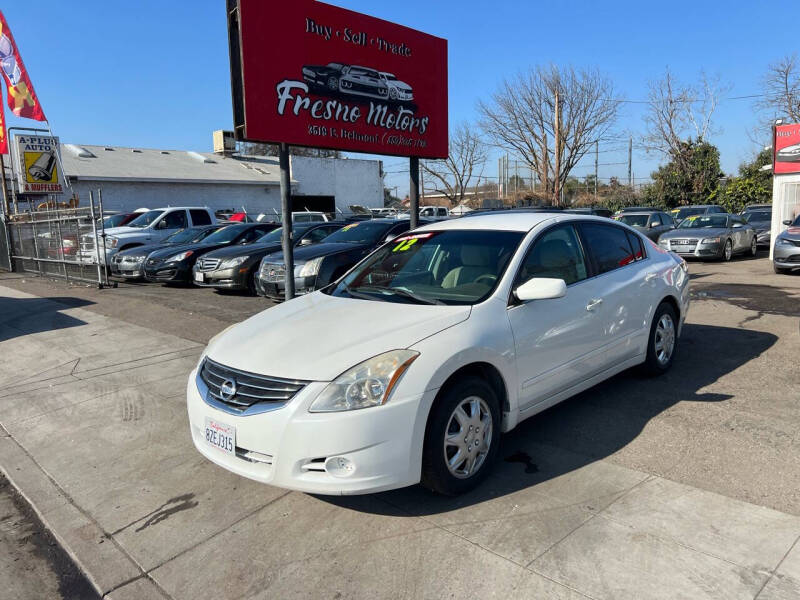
[409, 157, 420, 230]
[279, 143, 294, 300]
[97, 188, 112, 287]
[88, 191, 103, 288]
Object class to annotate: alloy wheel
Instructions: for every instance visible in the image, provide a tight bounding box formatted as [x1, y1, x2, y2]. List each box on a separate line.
[724, 240, 732, 261]
[443, 396, 493, 479]
[654, 314, 676, 365]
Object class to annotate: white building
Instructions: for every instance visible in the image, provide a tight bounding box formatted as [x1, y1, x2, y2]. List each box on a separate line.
[57, 143, 383, 216]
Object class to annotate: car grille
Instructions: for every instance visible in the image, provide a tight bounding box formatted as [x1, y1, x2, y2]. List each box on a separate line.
[197, 257, 221, 271]
[259, 262, 285, 283]
[670, 238, 698, 245]
[199, 358, 308, 412]
[146, 257, 163, 266]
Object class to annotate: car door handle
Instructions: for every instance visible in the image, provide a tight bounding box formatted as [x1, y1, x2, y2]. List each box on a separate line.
[586, 298, 603, 311]
[645, 272, 658, 282]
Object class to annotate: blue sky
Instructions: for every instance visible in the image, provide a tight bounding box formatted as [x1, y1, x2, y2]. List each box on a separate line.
[3, 1, 794, 196]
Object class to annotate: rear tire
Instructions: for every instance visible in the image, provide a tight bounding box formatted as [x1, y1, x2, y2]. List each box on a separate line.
[640, 302, 678, 376]
[421, 377, 500, 496]
[749, 236, 757, 257]
[246, 269, 257, 295]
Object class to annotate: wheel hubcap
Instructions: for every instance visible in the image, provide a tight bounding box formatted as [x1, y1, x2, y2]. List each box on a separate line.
[654, 314, 675, 365]
[725, 242, 732, 260]
[443, 396, 493, 479]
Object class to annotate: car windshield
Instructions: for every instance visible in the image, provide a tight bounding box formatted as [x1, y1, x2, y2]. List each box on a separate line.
[257, 228, 283, 243]
[678, 215, 728, 229]
[674, 208, 705, 221]
[617, 214, 649, 227]
[167, 227, 215, 244]
[127, 210, 164, 227]
[201, 225, 246, 244]
[326, 230, 524, 306]
[103, 214, 129, 228]
[744, 211, 771, 223]
[321, 221, 395, 245]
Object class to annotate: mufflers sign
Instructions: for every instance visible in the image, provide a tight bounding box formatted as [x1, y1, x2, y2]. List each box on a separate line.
[13, 135, 63, 194]
[229, 0, 448, 158]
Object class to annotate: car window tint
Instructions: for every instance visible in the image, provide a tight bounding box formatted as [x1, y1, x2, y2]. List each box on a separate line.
[625, 232, 646, 261]
[581, 223, 636, 274]
[163, 210, 187, 229]
[190, 210, 212, 225]
[305, 227, 332, 243]
[517, 225, 588, 286]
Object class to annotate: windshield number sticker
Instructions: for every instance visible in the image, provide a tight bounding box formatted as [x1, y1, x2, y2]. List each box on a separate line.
[342, 223, 358, 231]
[393, 238, 419, 252]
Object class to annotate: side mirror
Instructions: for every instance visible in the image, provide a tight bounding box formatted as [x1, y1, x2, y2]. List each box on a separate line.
[650, 221, 661, 228]
[732, 223, 742, 229]
[298, 238, 313, 246]
[783, 220, 793, 226]
[514, 278, 567, 302]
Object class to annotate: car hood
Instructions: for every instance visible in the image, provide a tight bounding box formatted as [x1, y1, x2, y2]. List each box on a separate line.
[392, 81, 412, 91]
[660, 227, 729, 239]
[778, 227, 800, 240]
[203, 242, 283, 259]
[265, 242, 367, 263]
[118, 242, 174, 258]
[205, 292, 471, 381]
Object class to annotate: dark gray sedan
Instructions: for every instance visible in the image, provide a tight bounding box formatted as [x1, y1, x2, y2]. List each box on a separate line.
[657, 213, 757, 261]
[614, 210, 674, 241]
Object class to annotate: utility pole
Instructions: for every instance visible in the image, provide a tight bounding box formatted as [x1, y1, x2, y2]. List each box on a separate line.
[409, 157, 420, 229]
[542, 134, 548, 202]
[278, 143, 295, 300]
[594, 141, 599, 200]
[628, 137, 633, 187]
[553, 89, 561, 207]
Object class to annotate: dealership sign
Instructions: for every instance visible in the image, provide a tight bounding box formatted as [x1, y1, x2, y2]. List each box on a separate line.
[13, 135, 64, 194]
[775, 124, 800, 175]
[229, 0, 448, 158]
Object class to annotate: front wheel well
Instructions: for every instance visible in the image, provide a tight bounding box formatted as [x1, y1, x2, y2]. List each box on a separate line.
[435, 362, 510, 417]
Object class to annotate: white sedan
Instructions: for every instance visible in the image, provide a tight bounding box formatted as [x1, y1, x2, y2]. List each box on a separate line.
[187, 212, 690, 495]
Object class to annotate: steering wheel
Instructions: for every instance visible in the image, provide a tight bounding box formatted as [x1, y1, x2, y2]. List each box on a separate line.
[474, 274, 497, 286]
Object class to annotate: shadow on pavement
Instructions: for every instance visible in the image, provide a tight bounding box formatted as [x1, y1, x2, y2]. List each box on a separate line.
[321, 323, 777, 516]
[0, 295, 94, 342]
[690, 282, 800, 323]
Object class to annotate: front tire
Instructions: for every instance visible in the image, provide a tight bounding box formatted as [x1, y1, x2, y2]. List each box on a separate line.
[749, 236, 757, 257]
[722, 239, 732, 261]
[421, 377, 500, 496]
[641, 302, 678, 376]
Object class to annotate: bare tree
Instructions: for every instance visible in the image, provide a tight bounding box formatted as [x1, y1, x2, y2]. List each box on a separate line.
[478, 65, 619, 205]
[421, 122, 488, 205]
[642, 69, 729, 156]
[759, 54, 800, 122]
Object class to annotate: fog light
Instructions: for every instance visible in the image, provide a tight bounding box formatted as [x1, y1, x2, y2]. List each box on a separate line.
[325, 456, 356, 477]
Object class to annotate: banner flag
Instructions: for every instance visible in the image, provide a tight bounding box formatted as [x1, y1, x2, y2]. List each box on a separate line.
[0, 86, 7, 154]
[0, 11, 46, 121]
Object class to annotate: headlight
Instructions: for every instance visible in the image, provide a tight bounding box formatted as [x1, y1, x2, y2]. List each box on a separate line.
[309, 350, 420, 412]
[105, 237, 118, 248]
[658, 239, 669, 247]
[295, 257, 323, 278]
[133, 255, 146, 263]
[165, 250, 193, 262]
[701, 237, 721, 244]
[220, 256, 248, 269]
[778, 238, 793, 246]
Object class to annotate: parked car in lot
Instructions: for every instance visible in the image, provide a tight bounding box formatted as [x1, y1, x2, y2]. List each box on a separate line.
[612, 206, 660, 218]
[83, 207, 216, 264]
[187, 212, 689, 495]
[669, 204, 725, 225]
[143, 223, 278, 284]
[658, 213, 756, 261]
[256, 219, 423, 300]
[773, 216, 800, 274]
[614, 210, 675, 241]
[101, 212, 138, 229]
[742, 208, 773, 247]
[564, 207, 613, 218]
[193, 222, 346, 293]
[110, 225, 223, 279]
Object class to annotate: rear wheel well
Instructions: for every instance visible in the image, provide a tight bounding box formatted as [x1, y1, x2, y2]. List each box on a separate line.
[436, 362, 509, 416]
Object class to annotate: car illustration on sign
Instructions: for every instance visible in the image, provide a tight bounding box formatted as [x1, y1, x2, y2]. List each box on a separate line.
[776, 143, 800, 163]
[379, 72, 413, 101]
[302, 63, 412, 101]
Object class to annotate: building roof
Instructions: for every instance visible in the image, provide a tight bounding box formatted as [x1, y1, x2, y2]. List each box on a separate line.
[59, 144, 286, 186]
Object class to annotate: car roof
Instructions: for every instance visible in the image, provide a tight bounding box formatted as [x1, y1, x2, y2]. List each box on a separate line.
[618, 211, 659, 216]
[414, 211, 572, 233]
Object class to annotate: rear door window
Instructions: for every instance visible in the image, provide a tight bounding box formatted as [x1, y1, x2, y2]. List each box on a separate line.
[580, 223, 636, 274]
[190, 210, 212, 225]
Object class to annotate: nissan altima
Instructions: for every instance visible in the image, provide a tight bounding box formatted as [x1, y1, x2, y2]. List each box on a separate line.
[187, 212, 690, 495]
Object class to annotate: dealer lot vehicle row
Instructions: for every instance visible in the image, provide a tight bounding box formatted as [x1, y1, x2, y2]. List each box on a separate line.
[188, 212, 690, 495]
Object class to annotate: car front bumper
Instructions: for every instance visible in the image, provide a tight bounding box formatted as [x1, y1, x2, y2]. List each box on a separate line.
[192, 266, 248, 289]
[660, 240, 723, 259]
[110, 260, 145, 278]
[144, 262, 192, 282]
[773, 241, 800, 270]
[254, 275, 316, 299]
[186, 367, 426, 494]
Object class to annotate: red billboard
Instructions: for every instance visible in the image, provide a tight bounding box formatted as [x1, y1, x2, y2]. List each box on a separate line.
[774, 123, 800, 175]
[229, 0, 448, 158]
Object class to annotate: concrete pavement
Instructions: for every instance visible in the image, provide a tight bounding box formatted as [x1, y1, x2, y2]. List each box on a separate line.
[1, 256, 799, 599]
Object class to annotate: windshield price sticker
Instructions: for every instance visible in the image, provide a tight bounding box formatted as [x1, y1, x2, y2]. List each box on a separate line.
[392, 232, 435, 252]
[341, 223, 359, 231]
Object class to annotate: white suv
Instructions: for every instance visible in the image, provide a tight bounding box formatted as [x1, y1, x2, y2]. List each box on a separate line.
[187, 212, 689, 495]
[82, 207, 216, 264]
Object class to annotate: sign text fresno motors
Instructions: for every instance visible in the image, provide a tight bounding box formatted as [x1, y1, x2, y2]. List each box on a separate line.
[774, 124, 800, 175]
[231, 0, 448, 158]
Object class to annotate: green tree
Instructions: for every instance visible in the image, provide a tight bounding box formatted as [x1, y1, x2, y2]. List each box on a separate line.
[717, 148, 772, 213]
[643, 140, 723, 208]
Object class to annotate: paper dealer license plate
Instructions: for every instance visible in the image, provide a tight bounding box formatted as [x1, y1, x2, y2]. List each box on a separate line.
[204, 417, 235, 455]
[194, 271, 204, 283]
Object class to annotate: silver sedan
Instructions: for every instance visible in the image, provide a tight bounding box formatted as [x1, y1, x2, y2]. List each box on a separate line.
[773, 217, 800, 274]
[658, 214, 757, 261]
